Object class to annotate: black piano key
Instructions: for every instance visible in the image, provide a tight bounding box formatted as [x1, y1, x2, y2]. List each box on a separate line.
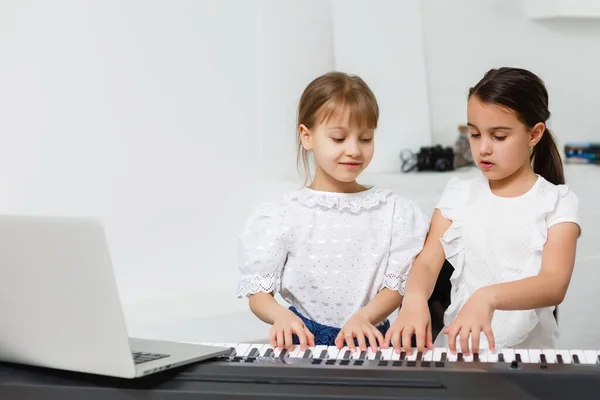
[400, 351, 406, 361]
[573, 354, 580, 364]
[247, 348, 259, 358]
[302, 350, 312, 359]
[498, 353, 505, 362]
[264, 348, 274, 357]
[540, 354, 547, 364]
[556, 354, 563, 364]
[515, 354, 522, 363]
[343, 350, 351, 359]
[457, 353, 463, 362]
[374, 351, 382, 361]
[473, 353, 479, 362]
[597, 355, 600, 365]
[358, 351, 367, 360]
[441, 352, 447, 362]
[279, 349, 289, 358]
[416, 352, 423, 361]
[319, 350, 328, 359]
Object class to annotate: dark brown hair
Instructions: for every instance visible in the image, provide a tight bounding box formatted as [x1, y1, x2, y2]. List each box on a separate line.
[469, 67, 564, 185]
[296, 71, 379, 186]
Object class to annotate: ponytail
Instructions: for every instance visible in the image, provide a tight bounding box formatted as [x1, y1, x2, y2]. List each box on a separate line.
[531, 128, 564, 185]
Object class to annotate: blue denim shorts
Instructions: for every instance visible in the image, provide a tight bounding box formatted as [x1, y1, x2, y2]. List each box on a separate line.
[289, 306, 390, 347]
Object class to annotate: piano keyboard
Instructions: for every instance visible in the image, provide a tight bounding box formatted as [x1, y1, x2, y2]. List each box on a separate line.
[201, 342, 600, 367]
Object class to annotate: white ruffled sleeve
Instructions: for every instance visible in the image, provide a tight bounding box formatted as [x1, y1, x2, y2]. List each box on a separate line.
[236, 202, 289, 298]
[547, 187, 580, 230]
[383, 198, 430, 295]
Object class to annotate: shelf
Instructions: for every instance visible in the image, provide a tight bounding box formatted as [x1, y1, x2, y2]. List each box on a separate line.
[524, 0, 600, 20]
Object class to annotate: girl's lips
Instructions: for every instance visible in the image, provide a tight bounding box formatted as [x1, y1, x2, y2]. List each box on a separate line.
[480, 161, 494, 169]
[340, 163, 361, 170]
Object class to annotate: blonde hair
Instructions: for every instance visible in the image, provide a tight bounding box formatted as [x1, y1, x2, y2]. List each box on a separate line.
[296, 71, 379, 186]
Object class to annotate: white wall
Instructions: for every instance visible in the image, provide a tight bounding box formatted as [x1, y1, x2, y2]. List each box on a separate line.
[331, 0, 432, 173]
[421, 0, 600, 149]
[0, 0, 333, 312]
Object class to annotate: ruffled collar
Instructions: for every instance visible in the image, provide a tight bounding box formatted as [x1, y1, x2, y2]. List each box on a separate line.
[286, 186, 393, 213]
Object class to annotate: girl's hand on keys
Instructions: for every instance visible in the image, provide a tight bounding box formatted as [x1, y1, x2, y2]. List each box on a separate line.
[269, 309, 315, 351]
[335, 311, 384, 353]
[384, 295, 433, 354]
[444, 289, 495, 356]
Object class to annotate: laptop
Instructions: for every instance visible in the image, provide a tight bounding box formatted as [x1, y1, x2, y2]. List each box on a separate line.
[0, 215, 230, 378]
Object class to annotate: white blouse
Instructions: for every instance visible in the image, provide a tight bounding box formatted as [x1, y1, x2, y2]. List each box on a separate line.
[236, 186, 430, 328]
[435, 175, 580, 349]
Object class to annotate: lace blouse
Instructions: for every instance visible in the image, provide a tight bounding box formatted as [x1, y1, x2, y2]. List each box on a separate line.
[236, 186, 430, 328]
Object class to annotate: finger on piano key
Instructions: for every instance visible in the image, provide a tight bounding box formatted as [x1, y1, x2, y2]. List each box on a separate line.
[287, 345, 303, 358]
[380, 348, 393, 361]
[583, 350, 599, 365]
[366, 348, 380, 360]
[405, 349, 418, 361]
[312, 345, 329, 359]
[421, 349, 433, 362]
[326, 346, 340, 359]
[541, 349, 556, 364]
[528, 349, 543, 363]
[462, 352, 474, 362]
[555, 349, 571, 364]
[514, 349, 530, 363]
[337, 347, 352, 360]
[446, 351, 458, 362]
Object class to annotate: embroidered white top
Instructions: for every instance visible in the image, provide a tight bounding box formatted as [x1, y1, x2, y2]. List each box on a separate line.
[435, 175, 580, 349]
[236, 186, 430, 328]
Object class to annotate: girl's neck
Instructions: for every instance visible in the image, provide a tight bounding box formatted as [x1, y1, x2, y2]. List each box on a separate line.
[308, 167, 368, 193]
[488, 164, 538, 198]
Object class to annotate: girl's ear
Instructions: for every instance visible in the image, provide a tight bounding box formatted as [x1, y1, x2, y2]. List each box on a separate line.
[299, 124, 313, 151]
[529, 122, 545, 148]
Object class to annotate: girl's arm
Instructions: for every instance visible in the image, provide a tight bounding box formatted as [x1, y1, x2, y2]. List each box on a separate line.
[402, 209, 452, 303]
[355, 288, 402, 325]
[479, 222, 580, 310]
[248, 292, 289, 324]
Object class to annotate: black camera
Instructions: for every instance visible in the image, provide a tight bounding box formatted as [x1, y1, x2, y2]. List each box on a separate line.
[416, 145, 454, 172]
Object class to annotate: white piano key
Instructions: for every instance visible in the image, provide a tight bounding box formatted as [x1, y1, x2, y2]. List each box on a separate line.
[405, 349, 418, 361]
[391, 349, 402, 361]
[312, 345, 329, 359]
[380, 348, 394, 360]
[583, 350, 600, 364]
[477, 349, 489, 362]
[337, 346, 352, 360]
[366, 348, 379, 360]
[555, 349, 572, 364]
[422, 350, 433, 362]
[433, 347, 446, 361]
[462, 353, 474, 362]
[287, 345, 303, 358]
[352, 349, 368, 360]
[235, 343, 252, 356]
[514, 349, 530, 363]
[528, 349, 543, 363]
[326, 346, 340, 359]
[570, 350, 587, 364]
[273, 347, 286, 357]
[541, 349, 556, 364]
[446, 351, 458, 362]
[487, 349, 499, 362]
[501, 349, 515, 363]
[259, 345, 274, 357]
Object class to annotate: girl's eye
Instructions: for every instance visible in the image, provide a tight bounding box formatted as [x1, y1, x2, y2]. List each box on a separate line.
[470, 133, 481, 139]
[360, 138, 373, 143]
[494, 136, 506, 141]
[332, 138, 344, 143]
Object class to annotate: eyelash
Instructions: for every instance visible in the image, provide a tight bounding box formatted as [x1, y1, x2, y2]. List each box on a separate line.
[332, 138, 373, 143]
[469, 133, 506, 141]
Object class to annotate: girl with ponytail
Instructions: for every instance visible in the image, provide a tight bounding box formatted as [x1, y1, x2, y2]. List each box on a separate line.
[385, 67, 581, 357]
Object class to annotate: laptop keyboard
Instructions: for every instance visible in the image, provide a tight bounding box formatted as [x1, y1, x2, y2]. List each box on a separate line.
[132, 351, 170, 365]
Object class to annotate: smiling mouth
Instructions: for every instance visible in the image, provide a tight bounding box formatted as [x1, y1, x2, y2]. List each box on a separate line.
[340, 162, 361, 169]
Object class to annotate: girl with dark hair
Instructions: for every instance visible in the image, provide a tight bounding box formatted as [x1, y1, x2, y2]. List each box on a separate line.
[385, 67, 581, 356]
